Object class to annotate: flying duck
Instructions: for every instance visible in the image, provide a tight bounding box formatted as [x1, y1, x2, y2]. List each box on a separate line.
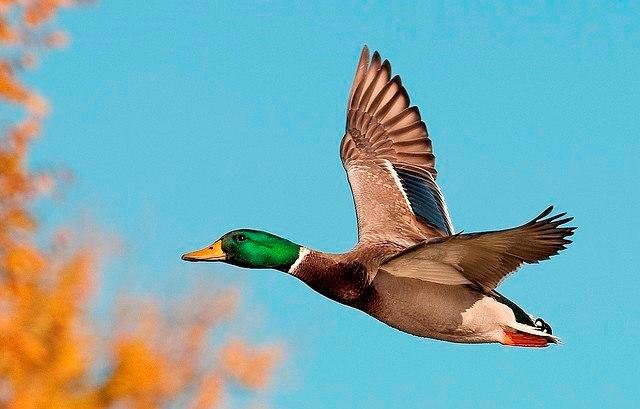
[182, 46, 575, 347]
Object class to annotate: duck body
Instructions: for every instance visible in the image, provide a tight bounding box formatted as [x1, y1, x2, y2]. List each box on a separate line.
[182, 46, 574, 348]
[288, 245, 546, 345]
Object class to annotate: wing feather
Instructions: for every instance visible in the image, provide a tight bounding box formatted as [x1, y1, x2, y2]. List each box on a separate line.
[381, 207, 576, 291]
[341, 46, 452, 243]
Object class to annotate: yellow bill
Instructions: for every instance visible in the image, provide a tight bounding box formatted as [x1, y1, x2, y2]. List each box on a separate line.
[181, 240, 225, 262]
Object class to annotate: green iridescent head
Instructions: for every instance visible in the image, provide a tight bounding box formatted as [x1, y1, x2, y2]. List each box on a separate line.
[181, 229, 301, 272]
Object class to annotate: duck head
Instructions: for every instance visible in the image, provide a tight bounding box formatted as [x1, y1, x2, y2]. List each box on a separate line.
[181, 229, 301, 271]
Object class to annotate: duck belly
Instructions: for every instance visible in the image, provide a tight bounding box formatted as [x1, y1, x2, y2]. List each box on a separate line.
[360, 270, 515, 344]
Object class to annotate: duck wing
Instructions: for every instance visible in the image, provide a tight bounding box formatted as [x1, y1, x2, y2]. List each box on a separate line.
[380, 207, 575, 292]
[341, 46, 453, 246]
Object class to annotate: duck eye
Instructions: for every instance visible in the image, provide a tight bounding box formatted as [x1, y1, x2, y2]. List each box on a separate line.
[237, 234, 246, 242]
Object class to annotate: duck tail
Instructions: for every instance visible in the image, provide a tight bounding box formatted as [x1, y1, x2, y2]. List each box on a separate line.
[501, 322, 560, 348]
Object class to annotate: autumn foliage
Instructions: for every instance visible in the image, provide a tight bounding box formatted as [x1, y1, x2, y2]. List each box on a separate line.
[0, 2, 281, 408]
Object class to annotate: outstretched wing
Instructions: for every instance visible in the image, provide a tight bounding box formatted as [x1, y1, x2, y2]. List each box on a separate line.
[341, 46, 453, 246]
[380, 207, 576, 292]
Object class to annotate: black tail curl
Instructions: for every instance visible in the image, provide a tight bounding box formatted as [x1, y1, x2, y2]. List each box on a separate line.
[535, 318, 553, 334]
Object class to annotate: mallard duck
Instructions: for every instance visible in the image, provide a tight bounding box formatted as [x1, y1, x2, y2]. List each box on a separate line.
[182, 46, 575, 347]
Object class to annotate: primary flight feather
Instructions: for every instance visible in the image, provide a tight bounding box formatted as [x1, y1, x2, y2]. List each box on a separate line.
[182, 46, 575, 347]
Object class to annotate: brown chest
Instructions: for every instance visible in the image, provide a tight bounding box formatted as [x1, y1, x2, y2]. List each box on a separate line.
[293, 253, 371, 304]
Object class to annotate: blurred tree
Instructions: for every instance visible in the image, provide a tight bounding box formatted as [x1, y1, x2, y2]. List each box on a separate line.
[0, 2, 281, 408]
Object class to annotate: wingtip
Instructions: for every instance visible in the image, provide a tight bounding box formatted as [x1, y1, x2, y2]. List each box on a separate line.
[525, 206, 577, 235]
[554, 216, 573, 225]
[538, 206, 554, 219]
[370, 50, 382, 68]
[398, 85, 410, 105]
[360, 45, 370, 62]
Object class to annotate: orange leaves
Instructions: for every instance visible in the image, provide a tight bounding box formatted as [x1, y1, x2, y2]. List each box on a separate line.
[0, 16, 18, 43]
[53, 248, 96, 304]
[99, 290, 282, 408]
[221, 340, 283, 390]
[0, 0, 14, 13]
[0, 1, 282, 407]
[23, 0, 74, 27]
[24, 0, 59, 27]
[45, 30, 68, 48]
[0, 64, 49, 121]
[0, 5, 102, 404]
[4, 245, 45, 278]
[2, 208, 36, 232]
[0, 1, 60, 117]
[10, 119, 41, 144]
[104, 339, 172, 402]
[13, 329, 49, 364]
[0, 62, 31, 105]
[190, 374, 224, 409]
[0, 62, 49, 117]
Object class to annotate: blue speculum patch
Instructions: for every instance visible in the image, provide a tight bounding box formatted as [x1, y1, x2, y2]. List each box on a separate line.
[394, 167, 451, 234]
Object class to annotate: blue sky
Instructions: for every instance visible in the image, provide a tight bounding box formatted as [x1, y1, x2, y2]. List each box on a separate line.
[28, 1, 638, 408]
